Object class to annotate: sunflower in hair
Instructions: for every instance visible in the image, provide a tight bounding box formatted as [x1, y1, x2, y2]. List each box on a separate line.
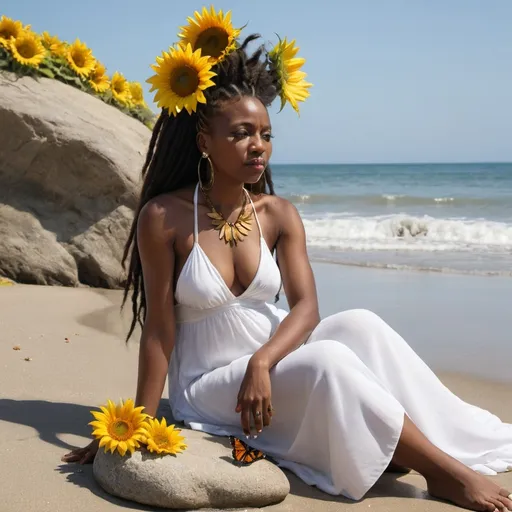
[178, 5, 240, 64]
[269, 37, 312, 115]
[147, 43, 216, 115]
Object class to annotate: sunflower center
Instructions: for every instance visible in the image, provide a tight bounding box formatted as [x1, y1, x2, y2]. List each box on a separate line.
[16, 40, 36, 59]
[194, 27, 229, 58]
[71, 50, 85, 68]
[109, 420, 133, 441]
[153, 434, 170, 447]
[0, 27, 17, 41]
[170, 66, 199, 97]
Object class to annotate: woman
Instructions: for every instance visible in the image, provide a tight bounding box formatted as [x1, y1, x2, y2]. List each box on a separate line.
[63, 8, 512, 511]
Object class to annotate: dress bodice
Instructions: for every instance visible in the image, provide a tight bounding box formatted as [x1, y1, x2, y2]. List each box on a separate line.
[174, 184, 282, 321]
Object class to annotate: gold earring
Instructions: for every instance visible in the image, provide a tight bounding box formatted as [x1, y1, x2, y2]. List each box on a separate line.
[197, 152, 214, 191]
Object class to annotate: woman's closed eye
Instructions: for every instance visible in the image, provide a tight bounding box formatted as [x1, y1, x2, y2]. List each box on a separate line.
[232, 131, 274, 142]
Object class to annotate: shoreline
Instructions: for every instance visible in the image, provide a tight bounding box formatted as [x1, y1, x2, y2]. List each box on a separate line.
[308, 254, 512, 278]
[0, 271, 511, 511]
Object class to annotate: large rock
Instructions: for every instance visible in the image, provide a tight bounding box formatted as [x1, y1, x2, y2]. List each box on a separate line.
[93, 429, 290, 510]
[0, 71, 151, 287]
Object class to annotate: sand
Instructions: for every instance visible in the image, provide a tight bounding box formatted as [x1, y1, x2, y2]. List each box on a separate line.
[0, 263, 511, 512]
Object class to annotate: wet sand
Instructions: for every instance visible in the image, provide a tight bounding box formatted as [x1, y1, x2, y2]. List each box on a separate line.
[0, 264, 511, 511]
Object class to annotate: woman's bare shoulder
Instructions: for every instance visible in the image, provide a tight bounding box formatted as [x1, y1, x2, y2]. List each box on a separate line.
[139, 186, 196, 232]
[254, 193, 300, 218]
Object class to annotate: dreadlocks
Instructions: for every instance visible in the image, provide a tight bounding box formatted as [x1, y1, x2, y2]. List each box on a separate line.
[121, 35, 281, 341]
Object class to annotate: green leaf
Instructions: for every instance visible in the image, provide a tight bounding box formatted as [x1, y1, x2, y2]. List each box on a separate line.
[37, 67, 55, 79]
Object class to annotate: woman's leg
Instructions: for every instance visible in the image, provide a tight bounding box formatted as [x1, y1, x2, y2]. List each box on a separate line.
[308, 309, 512, 474]
[395, 415, 512, 512]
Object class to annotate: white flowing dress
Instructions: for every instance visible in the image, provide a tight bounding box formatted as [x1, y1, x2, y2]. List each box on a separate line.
[168, 184, 512, 500]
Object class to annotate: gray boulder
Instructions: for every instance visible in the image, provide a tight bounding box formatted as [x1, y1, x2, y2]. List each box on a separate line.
[0, 71, 151, 287]
[93, 429, 290, 510]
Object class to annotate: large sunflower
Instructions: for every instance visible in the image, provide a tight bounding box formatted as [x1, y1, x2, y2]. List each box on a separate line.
[144, 417, 187, 455]
[66, 38, 96, 78]
[147, 43, 216, 115]
[128, 81, 146, 107]
[0, 16, 24, 48]
[178, 5, 240, 64]
[9, 30, 46, 68]
[269, 38, 312, 115]
[89, 62, 110, 93]
[111, 71, 130, 105]
[41, 31, 67, 58]
[89, 399, 148, 457]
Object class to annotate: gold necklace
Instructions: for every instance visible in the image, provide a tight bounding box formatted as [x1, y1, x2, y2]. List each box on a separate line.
[201, 188, 253, 247]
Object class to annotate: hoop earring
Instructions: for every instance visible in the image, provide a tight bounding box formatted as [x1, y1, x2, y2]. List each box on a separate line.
[197, 152, 214, 191]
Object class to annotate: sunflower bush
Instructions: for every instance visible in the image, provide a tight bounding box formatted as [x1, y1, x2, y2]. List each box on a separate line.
[90, 398, 187, 457]
[0, 15, 155, 128]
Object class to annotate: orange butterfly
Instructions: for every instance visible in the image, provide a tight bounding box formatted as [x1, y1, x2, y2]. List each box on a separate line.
[229, 436, 266, 465]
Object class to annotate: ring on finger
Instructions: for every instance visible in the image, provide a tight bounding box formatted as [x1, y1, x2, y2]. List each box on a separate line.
[255, 411, 261, 417]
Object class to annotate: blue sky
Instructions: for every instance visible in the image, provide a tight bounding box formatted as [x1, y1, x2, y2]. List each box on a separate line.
[3, 0, 512, 164]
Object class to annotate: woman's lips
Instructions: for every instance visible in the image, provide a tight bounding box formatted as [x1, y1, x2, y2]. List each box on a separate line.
[245, 160, 265, 171]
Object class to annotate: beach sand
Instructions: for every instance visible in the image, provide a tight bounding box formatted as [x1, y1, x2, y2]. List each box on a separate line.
[0, 263, 511, 512]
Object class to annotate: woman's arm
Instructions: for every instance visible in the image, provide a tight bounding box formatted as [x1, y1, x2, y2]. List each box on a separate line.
[135, 199, 177, 418]
[250, 198, 320, 371]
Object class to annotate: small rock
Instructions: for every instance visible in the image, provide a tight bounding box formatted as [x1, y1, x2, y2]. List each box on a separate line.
[12, 346, 21, 351]
[93, 429, 289, 510]
[24, 357, 32, 361]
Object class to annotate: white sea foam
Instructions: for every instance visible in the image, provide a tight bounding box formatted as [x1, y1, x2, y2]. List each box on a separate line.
[302, 214, 512, 253]
[381, 194, 406, 201]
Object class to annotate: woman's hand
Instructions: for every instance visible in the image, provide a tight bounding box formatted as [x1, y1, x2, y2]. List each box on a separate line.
[235, 358, 273, 437]
[61, 439, 99, 464]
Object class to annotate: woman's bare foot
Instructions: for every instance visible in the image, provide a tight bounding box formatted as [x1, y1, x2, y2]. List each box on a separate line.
[392, 415, 512, 511]
[426, 466, 512, 512]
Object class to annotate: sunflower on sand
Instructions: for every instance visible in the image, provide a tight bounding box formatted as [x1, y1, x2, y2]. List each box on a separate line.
[147, 43, 216, 115]
[269, 37, 312, 115]
[66, 38, 96, 78]
[144, 417, 188, 455]
[9, 30, 46, 68]
[89, 399, 148, 457]
[178, 5, 240, 64]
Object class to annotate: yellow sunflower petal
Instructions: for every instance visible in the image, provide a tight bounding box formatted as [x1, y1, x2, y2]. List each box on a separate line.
[98, 436, 111, 449]
[269, 37, 312, 115]
[91, 411, 109, 422]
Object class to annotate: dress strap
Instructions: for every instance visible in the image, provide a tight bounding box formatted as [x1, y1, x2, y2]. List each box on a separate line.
[244, 189, 263, 238]
[193, 183, 199, 243]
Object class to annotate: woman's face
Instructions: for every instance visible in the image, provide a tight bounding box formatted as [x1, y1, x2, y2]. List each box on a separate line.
[199, 96, 273, 185]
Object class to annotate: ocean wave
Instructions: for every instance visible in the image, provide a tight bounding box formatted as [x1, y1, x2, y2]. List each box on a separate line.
[287, 193, 507, 208]
[302, 214, 512, 252]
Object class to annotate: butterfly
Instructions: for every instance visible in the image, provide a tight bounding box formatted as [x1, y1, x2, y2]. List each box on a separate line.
[229, 436, 266, 466]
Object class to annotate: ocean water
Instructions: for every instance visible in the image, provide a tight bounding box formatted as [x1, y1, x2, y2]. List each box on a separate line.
[272, 163, 512, 276]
